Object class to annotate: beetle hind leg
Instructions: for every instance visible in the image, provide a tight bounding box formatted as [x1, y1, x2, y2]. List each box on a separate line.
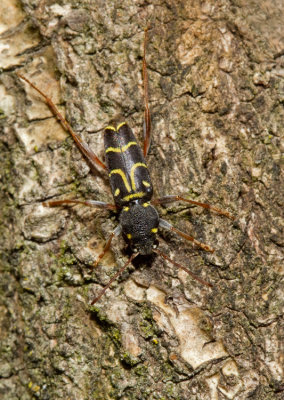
[17, 73, 106, 171]
[142, 28, 151, 158]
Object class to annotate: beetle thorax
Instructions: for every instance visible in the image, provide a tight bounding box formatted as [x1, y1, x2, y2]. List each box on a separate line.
[119, 202, 159, 255]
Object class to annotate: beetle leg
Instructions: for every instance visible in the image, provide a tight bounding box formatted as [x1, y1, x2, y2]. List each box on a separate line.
[91, 252, 139, 304]
[43, 199, 117, 210]
[154, 248, 212, 287]
[152, 195, 235, 220]
[17, 73, 106, 171]
[159, 218, 214, 253]
[142, 28, 151, 158]
[93, 225, 122, 268]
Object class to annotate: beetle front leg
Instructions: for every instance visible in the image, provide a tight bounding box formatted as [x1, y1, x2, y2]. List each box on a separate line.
[91, 252, 138, 304]
[159, 219, 214, 253]
[93, 225, 122, 268]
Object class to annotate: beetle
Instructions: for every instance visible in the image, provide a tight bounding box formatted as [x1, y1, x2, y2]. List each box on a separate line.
[17, 29, 234, 304]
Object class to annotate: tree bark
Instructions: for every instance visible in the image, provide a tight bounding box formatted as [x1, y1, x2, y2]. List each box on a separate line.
[1, 0, 283, 399]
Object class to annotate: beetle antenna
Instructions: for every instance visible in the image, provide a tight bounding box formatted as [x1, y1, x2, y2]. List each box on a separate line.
[154, 248, 213, 288]
[91, 252, 139, 304]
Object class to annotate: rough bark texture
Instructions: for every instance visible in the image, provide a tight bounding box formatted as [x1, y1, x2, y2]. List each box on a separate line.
[0, 0, 283, 399]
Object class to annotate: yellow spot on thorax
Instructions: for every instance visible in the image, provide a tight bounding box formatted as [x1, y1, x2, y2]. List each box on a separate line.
[114, 188, 120, 196]
[151, 228, 158, 233]
[142, 180, 150, 187]
[127, 233, 132, 239]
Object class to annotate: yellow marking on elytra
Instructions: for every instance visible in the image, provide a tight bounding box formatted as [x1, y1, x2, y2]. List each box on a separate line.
[130, 162, 148, 191]
[123, 192, 145, 202]
[123, 206, 129, 211]
[109, 169, 131, 192]
[142, 180, 150, 187]
[114, 188, 120, 196]
[151, 228, 158, 233]
[106, 141, 137, 153]
[122, 141, 137, 151]
[127, 233, 132, 239]
[106, 146, 120, 153]
[117, 122, 126, 130]
[143, 202, 150, 207]
[105, 125, 116, 131]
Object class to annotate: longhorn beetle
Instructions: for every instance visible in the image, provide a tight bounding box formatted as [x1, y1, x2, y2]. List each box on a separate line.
[17, 29, 234, 304]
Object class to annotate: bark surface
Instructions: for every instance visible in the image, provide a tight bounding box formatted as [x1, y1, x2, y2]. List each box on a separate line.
[0, 0, 283, 399]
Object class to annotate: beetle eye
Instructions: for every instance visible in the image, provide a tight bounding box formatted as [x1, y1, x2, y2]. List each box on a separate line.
[153, 244, 157, 249]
